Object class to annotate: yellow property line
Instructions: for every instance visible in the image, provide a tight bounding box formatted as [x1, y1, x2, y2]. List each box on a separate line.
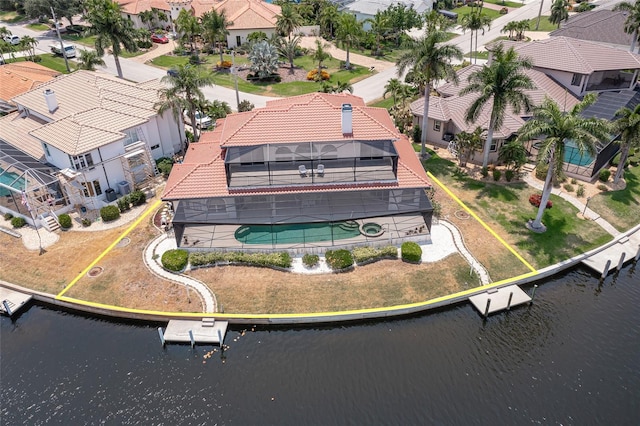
[427, 171, 537, 273]
[56, 199, 163, 298]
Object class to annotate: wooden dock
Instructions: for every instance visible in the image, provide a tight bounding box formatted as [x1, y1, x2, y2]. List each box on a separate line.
[0, 287, 32, 316]
[162, 319, 228, 345]
[582, 233, 640, 276]
[469, 285, 531, 316]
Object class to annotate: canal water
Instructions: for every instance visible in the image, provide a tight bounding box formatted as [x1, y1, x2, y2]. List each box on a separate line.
[2, 264, 639, 425]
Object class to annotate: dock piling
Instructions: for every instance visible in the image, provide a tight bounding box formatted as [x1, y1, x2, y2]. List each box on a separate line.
[189, 330, 195, 348]
[507, 292, 513, 310]
[601, 260, 611, 279]
[484, 299, 491, 318]
[530, 285, 538, 304]
[158, 327, 165, 346]
[2, 300, 12, 316]
[217, 329, 223, 346]
[635, 244, 640, 263]
[617, 253, 626, 272]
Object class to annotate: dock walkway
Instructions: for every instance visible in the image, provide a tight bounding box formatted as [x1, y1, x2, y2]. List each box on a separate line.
[0, 287, 32, 316]
[469, 285, 532, 316]
[163, 319, 228, 345]
[581, 232, 640, 275]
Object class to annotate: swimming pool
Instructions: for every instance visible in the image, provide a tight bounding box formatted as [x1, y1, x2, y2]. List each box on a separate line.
[0, 168, 24, 197]
[563, 141, 594, 166]
[235, 221, 362, 245]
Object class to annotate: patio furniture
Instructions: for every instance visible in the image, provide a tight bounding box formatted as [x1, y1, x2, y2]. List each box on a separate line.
[299, 165, 307, 177]
[316, 164, 324, 176]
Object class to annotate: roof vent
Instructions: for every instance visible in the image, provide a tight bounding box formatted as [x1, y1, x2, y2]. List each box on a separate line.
[341, 103, 353, 136]
[44, 88, 58, 113]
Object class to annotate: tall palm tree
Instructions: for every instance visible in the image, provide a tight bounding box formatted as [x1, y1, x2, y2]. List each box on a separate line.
[397, 31, 463, 158]
[613, 0, 640, 53]
[276, 3, 303, 42]
[77, 49, 106, 70]
[612, 104, 640, 184]
[319, 3, 339, 38]
[175, 9, 202, 54]
[549, 0, 570, 29]
[155, 64, 215, 147]
[202, 9, 232, 63]
[312, 39, 331, 80]
[277, 34, 301, 72]
[517, 94, 611, 231]
[383, 78, 402, 105]
[85, 0, 138, 79]
[460, 43, 534, 168]
[19, 35, 38, 61]
[501, 21, 518, 40]
[335, 12, 363, 69]
[454, 127, 484, 167]
[460, 7, 492, 64]
[365, 11, 389, 54]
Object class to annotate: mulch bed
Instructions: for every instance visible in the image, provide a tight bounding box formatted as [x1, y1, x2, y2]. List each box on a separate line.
[225, 65, 310, 83]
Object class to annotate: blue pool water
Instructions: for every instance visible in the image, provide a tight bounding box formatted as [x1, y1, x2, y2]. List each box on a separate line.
[563, 141, 594, 166]
[0, 168, 24, 197]
[235, 221, 362, 245]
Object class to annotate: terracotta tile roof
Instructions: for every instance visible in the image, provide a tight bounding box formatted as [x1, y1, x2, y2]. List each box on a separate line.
[550, 10, 634, 47]
[505, 37, 640, 74]
[412, 65, 580, 138]
[218, 92, 399, 147]
[163, 94, 430, 200]
[116, 0, 170, 14]
[0, 112, 48, 161]
[0, 63, 60, 103]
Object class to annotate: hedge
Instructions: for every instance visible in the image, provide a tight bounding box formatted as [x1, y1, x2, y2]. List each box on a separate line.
[58, 213, 72, 229]
[352, 245, 398, 264]
[100, 205, 121, 222]
[325, 249, 354, 270]
[11, 216, 26, 228]
[162, 249, 189, 271]
[401, 242, 422, 263]
[302, 253, 320, 268]
[129, 190, 146, 206]
[189, 251, 292, 269]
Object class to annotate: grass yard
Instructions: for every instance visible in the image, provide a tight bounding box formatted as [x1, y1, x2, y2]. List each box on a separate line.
[26, 23, 50, 31]
[368, 97, 395, 108]
[587, 166, 640, 232]
[452, 6, 502, 20]
[62, 33, 98, 47]
[0, 10, 26, 23]
[120, 49, 146, 58]
[465, 51, 490, 60]
[483, 0, 523, 7]
[527, 16, 557, 31]
[6, 55, 74, 73]
[424, 151, 613, 269]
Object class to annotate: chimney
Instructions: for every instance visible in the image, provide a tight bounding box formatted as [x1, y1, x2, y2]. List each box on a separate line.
[44, 89, 58, 113]
[341, 103, 353, 135]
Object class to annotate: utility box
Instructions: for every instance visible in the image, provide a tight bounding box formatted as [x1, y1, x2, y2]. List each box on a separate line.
[105, 188, 116, 202]
[118, 181, 131, 195]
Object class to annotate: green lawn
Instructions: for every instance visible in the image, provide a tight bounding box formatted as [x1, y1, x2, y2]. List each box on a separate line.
[26, 23, 50, 31]
[588, 165, 640, 232]
[6, 55, 74, 73]
[465, 51, 489, 60]
[424, 151, 613, 268]
[452, 6, 502, 21]
[527, 16, 557, 32]
[483, 0, 523, 8]
[62, 33, 98, 47]
[0, 10, 26, 23]
[120, 49, 145, 58]
[368, 97, 395, 109]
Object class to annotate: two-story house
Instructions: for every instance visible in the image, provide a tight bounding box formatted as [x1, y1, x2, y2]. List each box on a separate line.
[162, 92, 434, 252]
[0, 71, 184, 226]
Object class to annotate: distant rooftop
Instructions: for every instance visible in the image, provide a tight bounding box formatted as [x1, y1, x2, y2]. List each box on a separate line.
[550, 10, 634, 48]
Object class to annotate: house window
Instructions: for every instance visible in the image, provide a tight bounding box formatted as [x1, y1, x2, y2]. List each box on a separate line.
[571, 73, 582, 86]
[490, 139, 499, 152]
[151, 144, 160, 150]
[236, 35, 241, 46]
[43, 143, 50, 156]
[433, 120, 441, 132]
[81, 180, 103, 197]
[70, 153, 94, 170]
[123, 128, 139, 146]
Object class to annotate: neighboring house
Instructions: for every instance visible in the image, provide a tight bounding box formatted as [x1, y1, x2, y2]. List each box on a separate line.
[116, 0, 281, 48]
[0, 71, 184, 227]
[117, 0, 173, 30]
[344, 0, 431, 31]
[550, 10, 637, 53]
[0, 62, 60, 115]
[163, 92, 434, 252]
[410, 65, 581, 165]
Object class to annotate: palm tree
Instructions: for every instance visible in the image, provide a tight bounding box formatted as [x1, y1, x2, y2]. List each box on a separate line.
[19, 35, 37, 61]
[501, 21, 518, 40]
[517, 94, 611, 231]
[515, 20, 530, 41]
[155, 64, 215, 147]
[612, 104, 640, 184]
[613, 0, 640, 53]
[335, 12, 363, 69]
[312, 39, 331, 80]
[460, 8, 492, 64]
[365, 11, 389, 55]
[460, 43, 534, 168]
[175, 9, 202, 54]
[77, 49, 106, 70]
[85, 0, 138, 79]
[383, 78, 402, 105]
[397, 31, 463, 158]
[277, 34, 301, 72]
[454, 127, 484, 167]
[319, 3, 339, 39]
[139, 10, 155, 30]
[549, 0, 570, 29]
[276, 3, 303, 42]
[202, 9, 232, 64]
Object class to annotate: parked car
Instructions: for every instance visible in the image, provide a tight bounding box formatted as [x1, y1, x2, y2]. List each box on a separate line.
[151, 33, 169, 44]
[183, 110, 213, 129]
[49, 43, 76, 58]
[3, 35, 20, 45]
[167, 68, 178, 77]
[51, 21, 66, 33]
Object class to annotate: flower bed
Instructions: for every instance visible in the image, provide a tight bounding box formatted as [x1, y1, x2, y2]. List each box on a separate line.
[529, 193, 552, 209]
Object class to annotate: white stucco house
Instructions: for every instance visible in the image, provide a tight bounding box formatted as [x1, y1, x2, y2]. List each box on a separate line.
[343, 0, 431, 31]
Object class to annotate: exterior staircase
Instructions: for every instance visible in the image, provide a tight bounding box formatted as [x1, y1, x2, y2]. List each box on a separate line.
[42, 215, 60, 232]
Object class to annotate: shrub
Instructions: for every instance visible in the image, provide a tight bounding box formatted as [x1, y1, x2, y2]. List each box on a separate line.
[535, 163, 547, 180]
[129, 190, 146, 206]
[217, 60, 232, 68]
[401, 241, 422, 263]
[137, 40, 152, 49]
[58, 213, 72, 229]
[4, 213, 13, 221]
[302, 253, 320, 268]
[352, 245, 397, 264]
[189, 54, 200, 65]
[505, 169, 515, 182]
[306, 69, 330, 81]
[156, 157, 174, 177]
[81, 218, 92, 227]
[598, 168, 611, 182]
[597, 184, 608, 191]
[117, 197, 130, 212]
[492, 169, 501, 181]
[412, 125, 421, 144]
[100, 205, 121, 222]
[11, 216, 26, 228]
[500, 7, 508, 14]
[481, 167, 489, 178]
[571, 178, 577, 185]
[576, 184, 585, 197]
[162, 249, 189, 271]
[563, 183, 575, 192]
[325, 249, 354, 270]
[238, 100, 255, 112]
[189, 251, 292, 268]
[528, 193, 552, 209]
